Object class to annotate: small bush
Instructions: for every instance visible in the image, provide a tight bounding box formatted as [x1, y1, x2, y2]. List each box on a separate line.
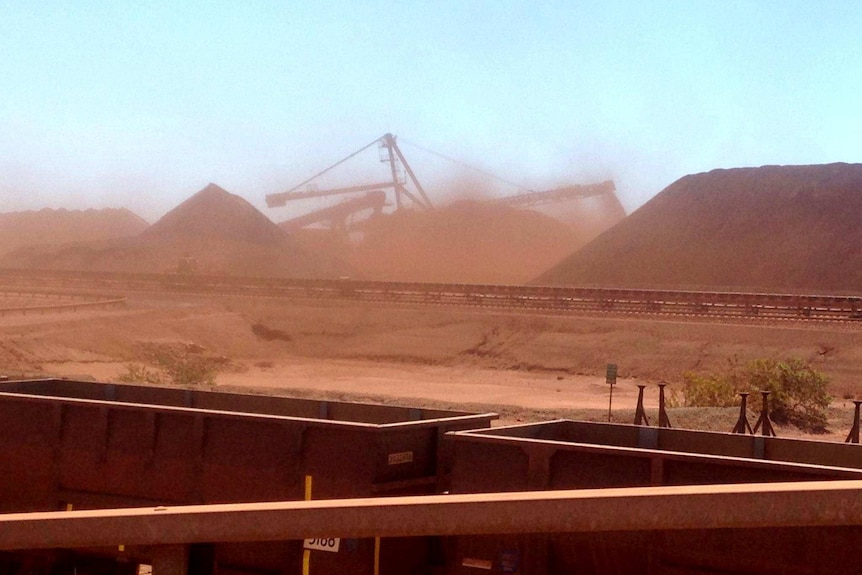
[117, 363, 164, 386]
[682, 371, 737, 408]
[156, 348, 219, 387]
[682, 357, 831, 433]
[118, 344, 221, 387]
[746, 358, 831, 433]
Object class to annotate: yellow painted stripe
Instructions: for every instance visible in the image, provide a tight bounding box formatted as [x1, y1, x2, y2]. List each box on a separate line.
[374, 536, 380, 575]
[303, 475, 312, 575]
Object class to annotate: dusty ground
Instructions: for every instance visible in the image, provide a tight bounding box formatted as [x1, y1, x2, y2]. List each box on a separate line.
[2, 290, 862, 439]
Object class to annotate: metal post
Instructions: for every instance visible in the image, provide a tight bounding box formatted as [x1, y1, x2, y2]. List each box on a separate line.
[731, 392, 753, 434]
[606, 364, 617, 423]
[845, 400, 862, 444]
[658, 383, 672, 428]
[753, 391, 776, 437]
[634, 385, 650, 426]
[607, 382, 614, 423]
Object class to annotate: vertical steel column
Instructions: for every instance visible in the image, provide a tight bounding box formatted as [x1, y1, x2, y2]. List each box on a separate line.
[390, 139, 434, 208]
[97, 406, 110, 463]
[381, 134, 402, 209]
[525, 446, 553, 575]
[845, 400, 862, 443]
[151, 545, 189, 575]
[189, 415, 206, 504]
[52, 403, 65, 510]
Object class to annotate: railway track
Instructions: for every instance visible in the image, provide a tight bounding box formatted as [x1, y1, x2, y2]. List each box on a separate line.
[0, 286, 126, 316]
[0, 269, 860, 324]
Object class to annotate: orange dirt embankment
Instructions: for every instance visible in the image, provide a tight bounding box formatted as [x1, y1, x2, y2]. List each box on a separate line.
[3, 292, 862, 429]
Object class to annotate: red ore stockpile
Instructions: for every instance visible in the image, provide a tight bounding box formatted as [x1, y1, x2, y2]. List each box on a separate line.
[1, 184, 350, 279]
[537, 163, 862, 294]
[0, 208, 148, 257]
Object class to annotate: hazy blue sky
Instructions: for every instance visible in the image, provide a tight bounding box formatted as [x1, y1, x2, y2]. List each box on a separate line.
[1, 1, 859, 222]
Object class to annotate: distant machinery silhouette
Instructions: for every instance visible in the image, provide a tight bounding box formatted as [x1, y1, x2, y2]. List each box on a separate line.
[266, 134, 433, 216]
[266, 133, 624, 230]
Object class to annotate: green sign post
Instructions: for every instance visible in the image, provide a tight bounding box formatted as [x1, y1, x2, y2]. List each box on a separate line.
[606, 363, 617, 422]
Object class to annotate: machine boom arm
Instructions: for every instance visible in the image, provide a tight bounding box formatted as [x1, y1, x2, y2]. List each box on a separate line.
[265, 134, 433, 210]
[493, 180, 617, 208]
[266, 182, 395, 207]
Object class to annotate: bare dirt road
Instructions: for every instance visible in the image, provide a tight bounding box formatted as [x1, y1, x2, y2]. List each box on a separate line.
[3, 290, 861, 435]
[43, 356, 646, 415]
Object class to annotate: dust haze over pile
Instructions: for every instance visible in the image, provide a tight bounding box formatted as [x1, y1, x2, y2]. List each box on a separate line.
[0, 208, 149, 257]
[0, 139, 637, 234]
[0, 117, 652, 287]
[431, 170, 500, 205]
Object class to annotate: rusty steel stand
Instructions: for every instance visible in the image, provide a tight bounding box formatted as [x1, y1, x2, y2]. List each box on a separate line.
[658, 383, 672, 428]
[845, 400, 862, 443]
[634, 385, 650, 426]
[752, 391, 777, 437]
[731, 392, 754, 434]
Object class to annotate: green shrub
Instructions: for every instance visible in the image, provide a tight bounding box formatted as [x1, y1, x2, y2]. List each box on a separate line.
[682, 357, 831, 433]
[682, 371, 737, 408]
[152, 347, 219, 387]
[117, 363, 164, 386]
[118, 344, 220, 387]
[745, 358, 831, 432]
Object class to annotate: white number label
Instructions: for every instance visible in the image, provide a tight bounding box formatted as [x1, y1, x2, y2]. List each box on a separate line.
[388, 451, 414, 465]
[304, 538, 341, 553]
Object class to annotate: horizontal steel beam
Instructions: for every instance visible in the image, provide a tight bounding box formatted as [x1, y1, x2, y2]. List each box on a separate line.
[267, 182, 396, 206]
[492, 180, 616, 208]
[0, 389, 496, 432]
[2, 481, 862, 551]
